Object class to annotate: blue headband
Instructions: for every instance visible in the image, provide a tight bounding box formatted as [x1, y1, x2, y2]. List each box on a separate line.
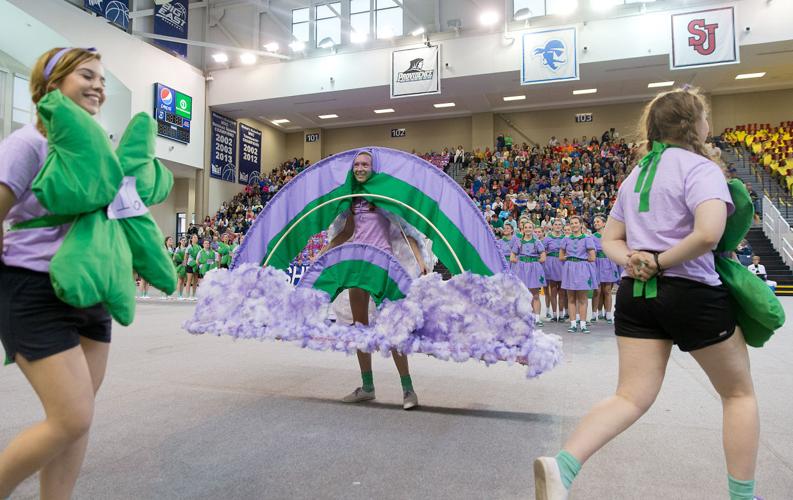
[43, 47, 97, 80]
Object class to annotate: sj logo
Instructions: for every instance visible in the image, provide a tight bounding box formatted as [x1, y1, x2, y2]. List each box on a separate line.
[687, 18, 719, 56]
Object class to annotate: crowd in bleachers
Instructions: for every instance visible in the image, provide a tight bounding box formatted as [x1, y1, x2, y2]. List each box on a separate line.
[722, 121, 793, 194]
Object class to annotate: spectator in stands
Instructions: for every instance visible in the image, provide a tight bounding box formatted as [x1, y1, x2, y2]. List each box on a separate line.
[497, 133, 505, 151]
[454, 145, 465, 164]
[744, 181, 760, 216]
[736, 239, 753, 266]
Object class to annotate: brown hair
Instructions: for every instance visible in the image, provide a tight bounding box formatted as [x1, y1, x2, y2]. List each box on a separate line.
[569, 215, 583, 225]
[639, 87, 713, 161]
[29, 48, 102, 136]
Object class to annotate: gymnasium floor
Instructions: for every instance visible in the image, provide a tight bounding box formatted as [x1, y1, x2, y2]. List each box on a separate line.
[1, 299, 792, 499]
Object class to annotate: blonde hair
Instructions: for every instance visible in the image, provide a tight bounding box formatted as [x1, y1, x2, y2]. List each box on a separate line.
[29, 47, 102, 136]
[639, 87, 713, 161]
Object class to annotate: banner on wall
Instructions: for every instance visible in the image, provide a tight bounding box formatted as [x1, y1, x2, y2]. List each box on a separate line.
[391, 45, 441, 99]
[84, 0, 130, 31]
[670, 6, 738, 70]
[238, 123, 262, 186]
[154, 0, 189, 58]
[210, 112, 237, 182]
[521, 27, 579, 86]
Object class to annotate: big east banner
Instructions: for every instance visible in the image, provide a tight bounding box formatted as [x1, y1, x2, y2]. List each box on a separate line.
[670, 6, 738, 70]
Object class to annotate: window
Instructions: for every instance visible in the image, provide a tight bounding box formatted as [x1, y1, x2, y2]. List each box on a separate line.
[315, 2, 341, 48]
[350, 0, 371, 41]
[12, 75, 33, 133]
[375, 0, 402, 39]
[292, 7, 310, 43]
[513, 0, 546, 19]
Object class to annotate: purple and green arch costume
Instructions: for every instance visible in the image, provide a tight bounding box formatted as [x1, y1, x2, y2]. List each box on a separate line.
[184, 147, 562, 378]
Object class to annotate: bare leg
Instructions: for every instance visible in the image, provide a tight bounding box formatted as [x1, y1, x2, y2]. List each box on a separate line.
[563, 337, 672, 463]
[591, 287, 599, 319]
[530, 288, 542, 316]
[690, 329, 759, 480]
[576, 291, 588, 323]
[602, 284, 614, 316]
[391, 351, 410, 377]
[39, 338, 109, 500]
[566, 290, 576, 322]
[549, 282, 559, 316]
[0, 347, 96, 499]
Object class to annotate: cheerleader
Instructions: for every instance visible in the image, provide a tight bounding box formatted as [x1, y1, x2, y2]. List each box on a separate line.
[542, 219, 566, 322]
[497, 222, 519, 266]
[185, 234, 201, 300]
[196, 239, 218, 278]
[559, 215, 596, 333]
[173, 237, 188, 300]
[590, 215, 619, 323]
[162, 236, 176, 300]
[217, 232, 231, 269]
[515, 221, 547, 326]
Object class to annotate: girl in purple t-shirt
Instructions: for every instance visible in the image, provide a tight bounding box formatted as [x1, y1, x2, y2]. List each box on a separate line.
[534, 88, 760, 500]
[514, 220, 547, 326]
[542, 219, 566, 322]
[0, 48, 111, 500]
[496, 221, 519, 267]
[590, 215, 620, 324]
[559, 215, 597, 333]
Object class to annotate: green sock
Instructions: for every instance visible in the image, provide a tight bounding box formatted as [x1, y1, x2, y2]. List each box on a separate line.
[728, 475, 755, 500]
[400, 374, 413, 392]
[361, 371, 374, 392]
[555, 450, 581, 490]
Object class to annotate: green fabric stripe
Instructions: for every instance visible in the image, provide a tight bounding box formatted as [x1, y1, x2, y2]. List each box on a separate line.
[565, 257, 586, 262]
[519, 256, 539, 262]
[10, 214, 75, 231]
[310, 260, 406, 305]
[596, 251, 607, 258]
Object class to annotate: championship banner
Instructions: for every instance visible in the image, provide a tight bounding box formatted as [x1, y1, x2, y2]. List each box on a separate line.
[670, 6, 738, 70]
[84, 0, 130, 31]
[521, 27, 579, 86]
[238, 123, 262, 186]
[154, 0, 189, 58]
[391, 45, 440, 99]
[210, 112, 237, 182]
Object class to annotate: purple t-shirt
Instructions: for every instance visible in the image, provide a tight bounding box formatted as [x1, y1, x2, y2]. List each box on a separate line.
[609, 147, 734, 286]
[0, 124, 69, 273]
[497, 236, 519, 257]
[560, 235, 595, 259]
[518, 238, 545, 258]
[542, 234, 564, 255]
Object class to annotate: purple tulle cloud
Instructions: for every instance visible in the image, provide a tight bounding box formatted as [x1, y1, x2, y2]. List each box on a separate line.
[183, 264, 563, 378]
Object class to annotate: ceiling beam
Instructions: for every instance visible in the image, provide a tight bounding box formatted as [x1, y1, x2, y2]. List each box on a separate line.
[132, 31, 290, 59]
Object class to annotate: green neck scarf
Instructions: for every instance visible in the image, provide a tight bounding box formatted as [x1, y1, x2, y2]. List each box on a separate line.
[593, 232, 602, 238]
[634, 141, 669, 213]
[569, 233, 585, 240]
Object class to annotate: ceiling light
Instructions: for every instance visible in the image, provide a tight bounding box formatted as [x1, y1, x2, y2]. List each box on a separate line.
[212, 52, 229, 63]
[318, 37, 335, 49]
[240, 53, 257, 65]
[263, 42, 279, 52]
[318, 114, 339, 119]
[374, 108, 395, 114]
[271, 119, 290, 125]
[590, 0, 622, 11]
[411, 27, 425, 36]
[480, 10, 499, 26]
[735, 72, 766, 80]
[572, 88, 597, 95]
[289, 40, 306, 51]
[647, 81, 674, 88]
[503, 95, 526, 101]
[514, 8, 531, 21]
[433, 102, 456, 108]
[350, 31, 368, 44]
[548, 0, 578, 15]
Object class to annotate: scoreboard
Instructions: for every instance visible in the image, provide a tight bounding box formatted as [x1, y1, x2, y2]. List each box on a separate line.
[154, 83, 192, 144]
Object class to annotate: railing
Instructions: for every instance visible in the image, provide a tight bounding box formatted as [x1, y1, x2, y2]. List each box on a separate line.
[730, 146, 793, 219]
[496, 114, 539, 147]
[762, 196, 793, 271]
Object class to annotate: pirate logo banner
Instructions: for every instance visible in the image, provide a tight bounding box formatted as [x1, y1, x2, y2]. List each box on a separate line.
[391, 45, 441, 99]
[670, 6, 738, 70]
[521, 27, 579, 86]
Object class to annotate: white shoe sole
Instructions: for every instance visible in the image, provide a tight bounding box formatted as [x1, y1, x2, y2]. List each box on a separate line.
[403, 400, 418, 410]
[341, 393, 376, 403]
[533, 457, 568, 500]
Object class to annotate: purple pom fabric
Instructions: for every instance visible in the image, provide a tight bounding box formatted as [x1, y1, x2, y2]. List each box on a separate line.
[183, 264, 563, 378]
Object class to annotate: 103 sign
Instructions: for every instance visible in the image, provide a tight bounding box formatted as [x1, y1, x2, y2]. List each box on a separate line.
[575, 113, 593, 123]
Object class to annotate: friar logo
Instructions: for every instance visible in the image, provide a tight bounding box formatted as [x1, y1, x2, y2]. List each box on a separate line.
[396, 58, 434, 83]
[687, 18, 719, 56]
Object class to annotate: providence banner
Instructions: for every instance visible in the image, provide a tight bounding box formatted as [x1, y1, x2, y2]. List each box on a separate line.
[210, 112, 237, 182]
[238, 123, 262, 186]
[391, 45, 441, 99]
[670, 6, 738, 70]
[521, 27, 579, 86]
[154, 0, 189, 58]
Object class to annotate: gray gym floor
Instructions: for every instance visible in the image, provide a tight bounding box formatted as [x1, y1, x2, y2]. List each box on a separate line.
[2, 299, 792, 499]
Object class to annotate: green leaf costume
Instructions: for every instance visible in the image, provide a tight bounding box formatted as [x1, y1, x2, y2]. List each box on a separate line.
[217, 242, 231, 267]
[197, 249, 218, 277]
[13, 90, 176, 326]
[173, 247, 187, 279]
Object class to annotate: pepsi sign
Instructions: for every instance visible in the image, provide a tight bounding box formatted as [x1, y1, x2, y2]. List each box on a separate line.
[154, 82, 192, 143]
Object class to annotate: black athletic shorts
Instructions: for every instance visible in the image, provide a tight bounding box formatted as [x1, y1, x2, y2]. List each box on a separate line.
[186, 264, 196, 274]
[0, 263, 112, 365]
[614, 276, 736, 352]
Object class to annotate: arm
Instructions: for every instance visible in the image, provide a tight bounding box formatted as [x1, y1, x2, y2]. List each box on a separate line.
[587, 249, 596, 262]
[559, 248, 566, 261]
[0, 184, 16, 255]
[406, 236, 428, 275]
[321, 212, 354, 254]
[601, 217, 633, 268]
[539, 251, 547, 264]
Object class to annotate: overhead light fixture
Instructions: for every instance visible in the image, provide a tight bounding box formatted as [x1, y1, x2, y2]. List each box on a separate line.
[572, 88, 597, 95]
[647, 81, 675, 88]
[503, 95, 526, 101]
[374, 108, 395, 114]
[263, 42, 279, 52]
[240, 53, 257, 65]
[480, 10, 499, 26]
[735, 72, 766, 80]
[212, 52, 229, 63]
[548, 0, 578, 15]
[433, 102, 456, 108]
[514, 8, 531, 21]
[318, 37, 335, 49]
[318, 114, 339, 119]
[411, 27, 425, 36]
[590, 0, 622, 11]
[271, 119, 290, 125]
[289, 40, 306, 51]
[350, 31, 368, 44]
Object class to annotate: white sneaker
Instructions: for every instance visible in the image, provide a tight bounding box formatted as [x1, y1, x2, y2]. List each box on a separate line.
[403, 390, 419, 410]
[534, 457, 569, 500]
[342, 387, 375, 403]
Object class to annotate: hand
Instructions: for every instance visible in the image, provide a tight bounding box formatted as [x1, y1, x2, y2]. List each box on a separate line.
[628, 251, 658, 282]
[510, 255, 517, 263]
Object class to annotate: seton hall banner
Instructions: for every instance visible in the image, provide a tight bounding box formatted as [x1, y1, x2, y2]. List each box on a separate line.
[670, 6, 738, 70]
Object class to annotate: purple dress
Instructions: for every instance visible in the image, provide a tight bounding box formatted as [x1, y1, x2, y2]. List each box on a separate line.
[592, 232, 620, 284]
[514, 237, 546, 289]
[497, 236, 519, 271]
[542, 234, 564, 283]
[350, 199, 392, 253]
[561, 235, 597, 291]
